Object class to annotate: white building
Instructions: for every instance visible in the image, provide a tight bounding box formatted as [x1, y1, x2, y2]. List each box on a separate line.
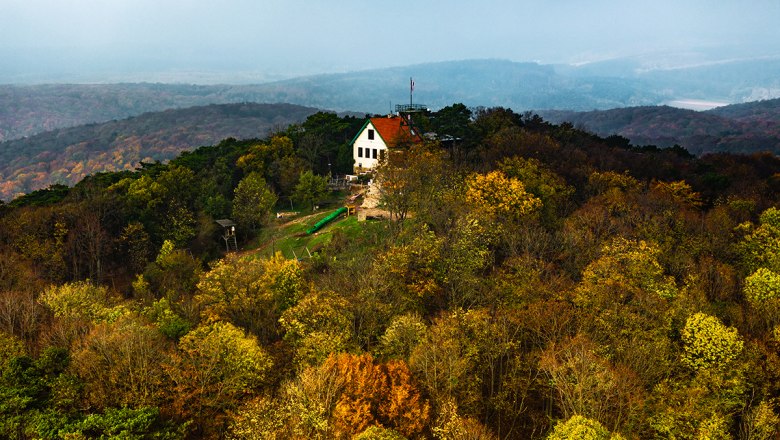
[351, 115, 422, 172]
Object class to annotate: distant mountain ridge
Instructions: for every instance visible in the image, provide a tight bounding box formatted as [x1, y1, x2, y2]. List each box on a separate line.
[541, 98, 780, 155]
[4, 57, 780, 142]
[0, 103, 320, 200]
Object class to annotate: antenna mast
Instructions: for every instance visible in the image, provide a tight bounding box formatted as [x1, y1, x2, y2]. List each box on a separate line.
[395, 77, 426, 139]
[410, 77, 414, 106]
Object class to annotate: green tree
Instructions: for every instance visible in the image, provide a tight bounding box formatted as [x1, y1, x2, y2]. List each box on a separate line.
[293, 170, 328, 212]
[120, 221, 153, 275]
[232, 172, 277, 232]
[54, 406, 185, 439]
[0, 345, 71, 439]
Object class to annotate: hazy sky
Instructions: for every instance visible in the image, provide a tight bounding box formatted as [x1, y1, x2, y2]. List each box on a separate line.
[2, 0, 779, 83]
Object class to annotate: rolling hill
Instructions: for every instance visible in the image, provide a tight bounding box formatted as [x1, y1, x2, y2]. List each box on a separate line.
[541, 98, 780, 156]
[5, 56, 780, 142]
[0, 103, 321, 200]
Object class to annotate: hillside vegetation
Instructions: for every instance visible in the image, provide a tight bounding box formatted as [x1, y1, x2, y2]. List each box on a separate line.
[0, 103, 324, 200]
[6, 96, 780, 202]
[1, 106, 780, 438]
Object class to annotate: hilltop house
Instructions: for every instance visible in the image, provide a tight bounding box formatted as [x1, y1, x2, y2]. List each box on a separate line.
[351, 115, 423, 173]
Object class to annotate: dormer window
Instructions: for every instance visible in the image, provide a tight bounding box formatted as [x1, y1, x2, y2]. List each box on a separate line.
[368, 129, 375, 140]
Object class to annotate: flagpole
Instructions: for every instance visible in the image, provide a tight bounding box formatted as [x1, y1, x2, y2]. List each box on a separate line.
[410, 77, 413, 106]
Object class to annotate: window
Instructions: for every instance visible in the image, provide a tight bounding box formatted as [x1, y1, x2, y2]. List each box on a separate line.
[373, 149, 378, 159]
[368, 129, 375, 140]
[358, 147, 363, 158]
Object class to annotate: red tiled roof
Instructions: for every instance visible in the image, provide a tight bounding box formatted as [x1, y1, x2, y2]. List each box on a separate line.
[369, 116, 422, 147]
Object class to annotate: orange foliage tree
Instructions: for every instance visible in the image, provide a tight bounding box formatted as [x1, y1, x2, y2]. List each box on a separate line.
[326, 353, 430, 439]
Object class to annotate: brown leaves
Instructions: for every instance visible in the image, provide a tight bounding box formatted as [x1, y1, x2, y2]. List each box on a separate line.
[324, 353, 430, 439]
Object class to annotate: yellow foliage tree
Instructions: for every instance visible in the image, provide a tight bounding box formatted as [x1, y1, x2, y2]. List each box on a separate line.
[279, 289, 354, 368]
[196, 252, 305, 342]
[166, 320, 273, 437]
[39, 281, 128, 324]
[464, 170, 541, 221]
[681, 312, 743, 372]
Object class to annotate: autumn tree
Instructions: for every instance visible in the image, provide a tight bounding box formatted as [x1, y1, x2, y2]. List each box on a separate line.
[0, 289, 47, 347]
[546, 415, 625, 440]
[379, 314, 427, 360]
[681, 312, 744, 372]
[574, 237, 679, 387]
[410, 309, 538, 437]
[279, 289, 354, 368]
[195, 252, 306, 343]
[743, 267, 780, 325]
[649, 313, 747, 438]
[166, 320, 273, 437]
[228, 353, 429, 440]
[229, 361, 345, 439]
[738, 207, 780, 273]
[498, 156, 574, 227]
[70, 316, 170, 410]
[326, 353, 430, 439]
[372, 226, 444, 314]
[539, 334, 642, 433]
[464, 170, 541, 222]
[142, 240, 203, 315]
[432, 398, 498, 440]
[575, 237, 678, 306]
[39, 281, 127, 324]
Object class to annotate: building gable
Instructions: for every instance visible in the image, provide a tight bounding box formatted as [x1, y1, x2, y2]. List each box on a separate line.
[351, 115, 423, 172]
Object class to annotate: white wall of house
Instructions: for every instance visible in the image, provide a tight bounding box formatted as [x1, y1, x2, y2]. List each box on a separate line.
[353, 122, 387, 171]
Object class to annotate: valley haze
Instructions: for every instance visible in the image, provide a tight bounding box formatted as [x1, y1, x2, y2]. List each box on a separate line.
[2, 0, 779, 84]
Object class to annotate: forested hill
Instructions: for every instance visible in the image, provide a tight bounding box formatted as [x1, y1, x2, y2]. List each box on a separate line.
[0, 83, 258, 142]
[541, 98, 780, 155]
[0, 103, 323, 200]
[2, 106, 780, 438]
